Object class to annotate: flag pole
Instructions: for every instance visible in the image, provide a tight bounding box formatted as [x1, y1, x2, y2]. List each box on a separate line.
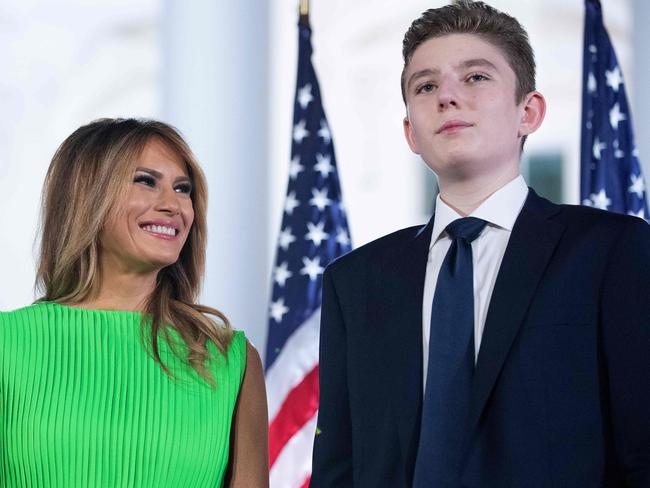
[299, 0, 310, 27]
[266, 0, 352, 482]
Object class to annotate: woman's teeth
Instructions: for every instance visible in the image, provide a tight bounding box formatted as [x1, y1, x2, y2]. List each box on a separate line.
[143, 225, 176, 236]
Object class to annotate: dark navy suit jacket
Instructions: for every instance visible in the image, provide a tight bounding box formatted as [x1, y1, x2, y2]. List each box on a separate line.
[311, 190, 650, 487]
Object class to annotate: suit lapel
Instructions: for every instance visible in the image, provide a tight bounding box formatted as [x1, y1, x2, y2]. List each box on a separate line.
[369, 191, 565, 471]
[465, 190, 565, 440]
[373, 217, 433, 474]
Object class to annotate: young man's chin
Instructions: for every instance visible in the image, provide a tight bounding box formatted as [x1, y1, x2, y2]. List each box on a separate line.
[425, 154, 478, 178]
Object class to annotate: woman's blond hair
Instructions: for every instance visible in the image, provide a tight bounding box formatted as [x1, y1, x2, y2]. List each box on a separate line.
[36, 118, 232, 383]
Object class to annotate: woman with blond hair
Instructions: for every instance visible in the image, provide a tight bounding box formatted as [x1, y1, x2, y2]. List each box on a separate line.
[0, 118, 269, 487]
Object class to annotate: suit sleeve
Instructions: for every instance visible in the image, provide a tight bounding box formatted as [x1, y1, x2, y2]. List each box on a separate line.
[310, 266, 353, 487]
[601, 218, 650, 487]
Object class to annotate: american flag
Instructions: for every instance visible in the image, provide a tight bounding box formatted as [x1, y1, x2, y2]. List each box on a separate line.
[580, 0, 648, 218]
[264, 14, 352, 488]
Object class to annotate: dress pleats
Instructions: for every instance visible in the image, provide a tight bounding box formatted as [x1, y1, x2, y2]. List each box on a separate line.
[0, 303, 245, 487]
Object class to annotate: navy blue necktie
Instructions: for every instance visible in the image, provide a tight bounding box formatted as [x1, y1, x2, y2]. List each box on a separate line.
[413, 217, 487, 487]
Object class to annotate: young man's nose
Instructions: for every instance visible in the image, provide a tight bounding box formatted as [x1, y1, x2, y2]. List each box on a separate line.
[437, 80, 460, 110]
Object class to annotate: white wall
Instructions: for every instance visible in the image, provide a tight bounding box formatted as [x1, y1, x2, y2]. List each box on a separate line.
[162, 0, 270, 352]
[0, 1, 642, 362]
[633, 0, 650, 180]
[269, 0, 637, 253]
[0, 1, 160, 310]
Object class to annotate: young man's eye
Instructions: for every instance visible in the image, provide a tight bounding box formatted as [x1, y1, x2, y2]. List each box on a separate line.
[415, 82, 436, 94]
[467, 73, 489, 83]
[134, 174, 156, 187]
[174, 183, 192, 194]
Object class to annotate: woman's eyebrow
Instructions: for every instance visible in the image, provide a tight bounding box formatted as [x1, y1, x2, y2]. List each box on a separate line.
[136, 167, 190, 183]
[135, 166, 162, 178]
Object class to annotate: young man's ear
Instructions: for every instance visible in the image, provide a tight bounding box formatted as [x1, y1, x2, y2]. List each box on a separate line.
[403, 115, 420, 155]
[518, 91, 546, 138]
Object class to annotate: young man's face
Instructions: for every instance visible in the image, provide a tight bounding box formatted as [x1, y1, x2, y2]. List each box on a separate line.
[403, 33, 536, 183]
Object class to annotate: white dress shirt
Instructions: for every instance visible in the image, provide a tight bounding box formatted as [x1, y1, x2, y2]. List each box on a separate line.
[422, 175, 529, 389]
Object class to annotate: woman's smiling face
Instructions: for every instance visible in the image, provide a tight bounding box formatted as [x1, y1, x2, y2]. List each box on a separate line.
[99, 137, 195, 274]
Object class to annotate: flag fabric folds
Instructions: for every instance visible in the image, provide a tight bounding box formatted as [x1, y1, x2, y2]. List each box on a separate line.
[580, 0, 649, 218]
[265, 16, 352, 488]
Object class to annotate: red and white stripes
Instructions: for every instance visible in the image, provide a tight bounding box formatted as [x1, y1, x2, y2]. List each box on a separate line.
[266, 310, 321, 487]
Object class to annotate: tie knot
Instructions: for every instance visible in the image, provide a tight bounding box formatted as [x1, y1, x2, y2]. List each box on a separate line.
[445, 217, 487, 243]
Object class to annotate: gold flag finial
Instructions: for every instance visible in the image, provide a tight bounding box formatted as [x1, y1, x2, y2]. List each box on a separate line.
[299, 0, 309, 16]
[299, 0, 310, 27]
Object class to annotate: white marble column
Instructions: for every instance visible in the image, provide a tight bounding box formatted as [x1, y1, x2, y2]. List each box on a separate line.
[162, 1, 270, 355]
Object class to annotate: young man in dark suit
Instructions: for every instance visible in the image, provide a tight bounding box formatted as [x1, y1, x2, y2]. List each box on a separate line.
[311, 1, 650, 487]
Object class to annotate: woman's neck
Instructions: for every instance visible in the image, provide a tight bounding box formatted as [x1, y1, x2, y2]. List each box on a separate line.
[75, 270, 158, 312]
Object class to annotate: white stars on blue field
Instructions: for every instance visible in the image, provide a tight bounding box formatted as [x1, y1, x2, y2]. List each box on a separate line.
[265, 55, 352, 368]
[581, 0, 648, 219]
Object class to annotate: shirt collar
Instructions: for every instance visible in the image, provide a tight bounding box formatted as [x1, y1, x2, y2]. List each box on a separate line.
[430, 175, 529, 249]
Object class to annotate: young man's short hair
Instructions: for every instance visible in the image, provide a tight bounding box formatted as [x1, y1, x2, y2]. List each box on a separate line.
[400, 0, 536, 105]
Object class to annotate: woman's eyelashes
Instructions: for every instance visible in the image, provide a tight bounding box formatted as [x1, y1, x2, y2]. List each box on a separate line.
[134, 173, 156, 188]
[133, 173, 192, 195]
[174, 182, 192, 195]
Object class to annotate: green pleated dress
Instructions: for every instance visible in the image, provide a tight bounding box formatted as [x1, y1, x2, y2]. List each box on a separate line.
[0, 302, 246, 487]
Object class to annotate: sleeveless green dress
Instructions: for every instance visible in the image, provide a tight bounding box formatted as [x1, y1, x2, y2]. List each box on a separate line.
[0, 302, 246, 487]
